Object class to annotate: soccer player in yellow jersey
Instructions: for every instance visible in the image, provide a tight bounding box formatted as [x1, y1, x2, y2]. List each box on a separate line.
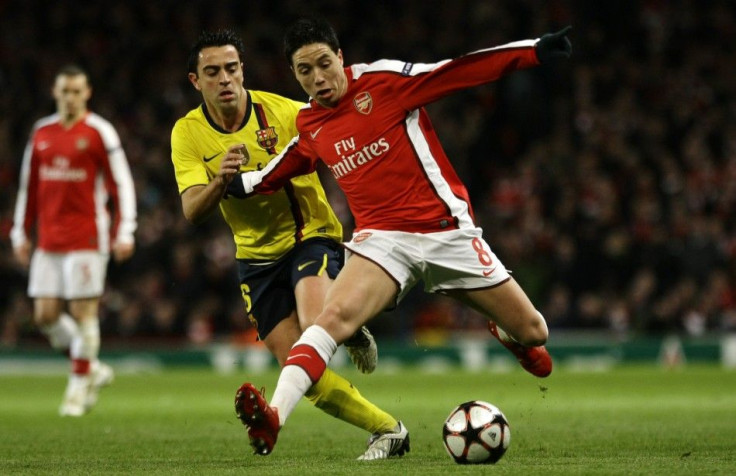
[170, 29, 409, 460]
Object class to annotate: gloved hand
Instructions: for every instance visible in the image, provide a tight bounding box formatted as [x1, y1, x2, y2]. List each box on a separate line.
[224, 174, 246, 198]
[535, 26, 572, 64]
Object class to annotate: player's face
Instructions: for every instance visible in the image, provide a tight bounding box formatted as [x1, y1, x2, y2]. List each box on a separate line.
[189, 45, 245, 114]
[52, 74, 91, 122]
[291, 43, 347, 108]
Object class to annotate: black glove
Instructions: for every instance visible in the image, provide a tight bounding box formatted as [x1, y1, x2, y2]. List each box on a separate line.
[224, 174, 246, 198]
[535, 25, 572, 64]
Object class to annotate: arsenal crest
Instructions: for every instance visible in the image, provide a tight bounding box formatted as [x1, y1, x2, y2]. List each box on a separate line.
[353, 91, 373, 115]
[76, 137, 89, 150]
[255, 127, 278, 150]
[353, 232, 372, 243]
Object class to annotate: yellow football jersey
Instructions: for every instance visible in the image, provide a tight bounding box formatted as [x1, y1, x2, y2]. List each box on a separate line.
[171, 90, 342, 260]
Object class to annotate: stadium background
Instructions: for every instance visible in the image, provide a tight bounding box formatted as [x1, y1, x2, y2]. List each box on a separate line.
[1, 0, 734, 364]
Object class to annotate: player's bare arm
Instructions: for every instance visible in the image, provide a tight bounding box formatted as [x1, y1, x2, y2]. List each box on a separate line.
[181, 143, 245, 224]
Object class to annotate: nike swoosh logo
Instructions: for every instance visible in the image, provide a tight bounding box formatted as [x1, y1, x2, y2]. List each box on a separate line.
[203, 152, 222, 162]
[482, 267, 497, 277]
[297, 260, 317, 271]
[309, 127, 323, 139]
[285, 353, 313, 363]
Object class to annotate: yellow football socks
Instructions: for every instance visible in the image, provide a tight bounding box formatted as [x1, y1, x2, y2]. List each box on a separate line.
[305, 368, 398, 434]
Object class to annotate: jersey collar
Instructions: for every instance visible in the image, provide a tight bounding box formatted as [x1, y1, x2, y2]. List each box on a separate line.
[201, 91, 252, 134]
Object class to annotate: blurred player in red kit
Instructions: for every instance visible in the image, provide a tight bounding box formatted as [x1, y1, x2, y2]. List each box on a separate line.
[11, 64, 137, 416]
[225, 17, 572, 455]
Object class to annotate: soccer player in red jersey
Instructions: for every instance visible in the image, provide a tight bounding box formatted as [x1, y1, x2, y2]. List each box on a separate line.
[11, 65, 136, 416]
[173, 29, 408, 460]
[226, 17, 572, 455]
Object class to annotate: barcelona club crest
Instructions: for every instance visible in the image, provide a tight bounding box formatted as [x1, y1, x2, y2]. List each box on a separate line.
[255, 127, 278, 151]
[353, 91, 373, 115]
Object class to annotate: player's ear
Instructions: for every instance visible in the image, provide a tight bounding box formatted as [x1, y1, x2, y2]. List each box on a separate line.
[188, 72, 201, 91]
[337, 49, 344, 66]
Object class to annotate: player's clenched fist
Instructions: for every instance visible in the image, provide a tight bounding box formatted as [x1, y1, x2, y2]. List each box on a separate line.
[535, 25, 572, 64]
[219, 144, 247, 184]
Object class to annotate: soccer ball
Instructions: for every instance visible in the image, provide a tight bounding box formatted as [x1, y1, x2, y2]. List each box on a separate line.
[442, 400, 511, 464]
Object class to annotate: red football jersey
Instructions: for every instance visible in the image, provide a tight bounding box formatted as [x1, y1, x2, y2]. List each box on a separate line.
[243, 39, 539, 233]
[11, 112, 137, 253]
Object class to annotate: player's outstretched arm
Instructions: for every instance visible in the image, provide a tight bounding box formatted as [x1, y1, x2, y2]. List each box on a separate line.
[225, 137, 317, 199]
[535, 25, 573, 64]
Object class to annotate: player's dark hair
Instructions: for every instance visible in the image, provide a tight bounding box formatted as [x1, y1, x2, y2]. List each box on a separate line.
[283, 16, 340, 66]
[187, 29, 246, 75]
[56, 64, 89, 83]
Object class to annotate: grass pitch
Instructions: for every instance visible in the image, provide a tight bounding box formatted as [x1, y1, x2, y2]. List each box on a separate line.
[1, 363, 735, 475]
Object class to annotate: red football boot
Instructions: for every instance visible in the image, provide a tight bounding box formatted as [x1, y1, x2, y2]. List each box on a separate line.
[488, 322, 553, 377]
[235, 383, 280, 455]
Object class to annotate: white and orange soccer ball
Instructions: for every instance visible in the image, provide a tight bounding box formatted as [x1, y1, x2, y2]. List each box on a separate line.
[442, 400, 511, 464]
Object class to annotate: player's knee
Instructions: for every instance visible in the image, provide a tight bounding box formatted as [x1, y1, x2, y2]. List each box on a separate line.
[531, 313, 549, 346]
[318, 301, 359, 343]
[33, 311, 59, 328]
[519, 311, 548, 347]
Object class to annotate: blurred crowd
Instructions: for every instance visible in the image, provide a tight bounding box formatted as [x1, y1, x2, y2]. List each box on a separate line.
[1, 0, 735, 349]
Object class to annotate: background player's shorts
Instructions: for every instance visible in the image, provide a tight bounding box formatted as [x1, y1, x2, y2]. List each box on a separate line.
[344, 227, 510, 305]
[237, 237, 343, 339]
[28, 249, 110, 299]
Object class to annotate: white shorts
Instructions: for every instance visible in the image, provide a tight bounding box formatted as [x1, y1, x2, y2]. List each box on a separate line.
[28, 250, 110, 300]
[344, 227, 510, 304]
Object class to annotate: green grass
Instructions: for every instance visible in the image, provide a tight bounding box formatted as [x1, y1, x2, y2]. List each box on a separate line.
[1, 364, 735, 474]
